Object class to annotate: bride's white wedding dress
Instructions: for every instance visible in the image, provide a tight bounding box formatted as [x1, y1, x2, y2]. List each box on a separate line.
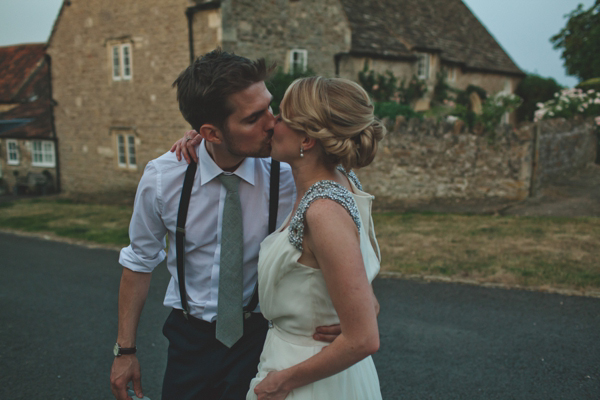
[247, 176, 382, 400]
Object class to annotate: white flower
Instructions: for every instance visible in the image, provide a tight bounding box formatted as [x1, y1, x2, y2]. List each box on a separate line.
[536, 102, 545, 108]
[556, 106, 562, 111]
[548, 111, 554, 116]
[588, 89, 595, 94]
[595, 116, 600, 126]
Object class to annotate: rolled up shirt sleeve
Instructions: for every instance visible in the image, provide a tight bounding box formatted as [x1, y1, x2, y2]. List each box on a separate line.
[119, 161, 167, 273]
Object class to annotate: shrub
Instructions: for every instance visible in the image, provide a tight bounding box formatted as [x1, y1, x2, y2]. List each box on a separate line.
[535, 88, 600, 124]
[515, 74, 563, 122]
[577, 77, 600, 93]
[266, 67, 316, 115]
[374, 102, 422, 121]
[478, 93, 522, 139]
[358, 62, 427, 105]
[455, 84, 488, 107]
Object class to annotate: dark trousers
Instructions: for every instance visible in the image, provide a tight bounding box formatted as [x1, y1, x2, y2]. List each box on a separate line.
[161, 309, 268, 400]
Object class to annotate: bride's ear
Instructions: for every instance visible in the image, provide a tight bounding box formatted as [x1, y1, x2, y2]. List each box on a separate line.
[198, 124, 222, 144]
[301, 135, 318, 151]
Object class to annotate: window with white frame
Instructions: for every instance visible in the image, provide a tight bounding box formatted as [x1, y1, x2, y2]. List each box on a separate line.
[7, 140, 19, 165]
[289, 49, 307, 74]
[417, 53, 430, 80]
[116, 133, 137, 169]
[112, 43, 132, 81]
[32, 140, 56, 167]
[447, 66, 456, 82]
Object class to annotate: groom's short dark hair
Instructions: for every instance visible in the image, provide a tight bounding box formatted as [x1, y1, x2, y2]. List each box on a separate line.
[173, 48, 273, 131]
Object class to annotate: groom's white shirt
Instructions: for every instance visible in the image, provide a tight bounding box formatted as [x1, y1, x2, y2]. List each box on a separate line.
[120, 141, 295, 322]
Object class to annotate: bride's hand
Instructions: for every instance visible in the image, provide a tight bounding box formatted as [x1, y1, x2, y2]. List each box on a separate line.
[254, 371, 291, 400]
[170, 130, 201, 163]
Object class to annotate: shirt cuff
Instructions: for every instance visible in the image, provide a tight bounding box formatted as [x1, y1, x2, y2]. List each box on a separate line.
[119, 245, 167, 273]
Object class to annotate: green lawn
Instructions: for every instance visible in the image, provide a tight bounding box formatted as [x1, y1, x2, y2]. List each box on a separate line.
[1, 198, 599, 293]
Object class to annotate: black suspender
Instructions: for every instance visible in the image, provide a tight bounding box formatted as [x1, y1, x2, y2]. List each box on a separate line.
[175, 160, 280, 319]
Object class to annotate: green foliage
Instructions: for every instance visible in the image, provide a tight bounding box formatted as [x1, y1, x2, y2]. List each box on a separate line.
[266, 67, 316, 115]
[455, 84, 488, 107]
[358, 62, 427, 105]
[577, 77, 600, 92]
[358, 67, 398, 102]
[550, 1, 600, 82]
[478, 93, 522, 140]
[515, 74, 563, 122]
[431, 71, 459, 105]
[373, 102, 422, 121]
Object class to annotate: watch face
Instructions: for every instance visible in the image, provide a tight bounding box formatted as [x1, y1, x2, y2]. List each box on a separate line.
[113, 343, 120, 357]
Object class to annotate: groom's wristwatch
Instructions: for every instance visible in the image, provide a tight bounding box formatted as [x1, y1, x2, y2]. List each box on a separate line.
[113, 343, 137, 357]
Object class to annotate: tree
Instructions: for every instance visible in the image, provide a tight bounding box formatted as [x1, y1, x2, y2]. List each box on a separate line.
[515, 74, 563, 122]
[550, 1, 600, 82]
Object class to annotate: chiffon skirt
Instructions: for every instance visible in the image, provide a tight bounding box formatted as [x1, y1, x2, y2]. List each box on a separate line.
[246, 324, 382, 400]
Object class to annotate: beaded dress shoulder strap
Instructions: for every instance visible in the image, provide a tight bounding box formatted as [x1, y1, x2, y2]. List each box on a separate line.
[336, 165, 363, 191]
[288, 180, 361, 251]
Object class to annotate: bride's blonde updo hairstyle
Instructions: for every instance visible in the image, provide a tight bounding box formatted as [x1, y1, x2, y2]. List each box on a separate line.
[280, 76, 386, 170]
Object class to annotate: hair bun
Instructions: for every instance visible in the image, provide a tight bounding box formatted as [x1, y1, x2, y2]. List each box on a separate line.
[280, 77, 386, 170]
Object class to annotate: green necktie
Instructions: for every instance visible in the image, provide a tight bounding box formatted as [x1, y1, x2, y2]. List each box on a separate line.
[216, 174, 244, 348]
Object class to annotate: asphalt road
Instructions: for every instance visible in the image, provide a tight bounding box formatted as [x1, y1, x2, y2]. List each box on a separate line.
[0, 232, 598, 399]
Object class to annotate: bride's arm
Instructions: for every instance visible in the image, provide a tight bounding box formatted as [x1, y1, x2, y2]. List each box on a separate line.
[253, 199, 379, 400]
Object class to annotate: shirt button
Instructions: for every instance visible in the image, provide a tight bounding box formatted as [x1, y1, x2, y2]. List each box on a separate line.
[268, 320, 274, 329]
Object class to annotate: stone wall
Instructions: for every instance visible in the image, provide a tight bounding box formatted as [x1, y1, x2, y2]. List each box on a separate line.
[224, 0, 351, 76]
[355, 118, 597, 209]
[532, 118, 598, 192]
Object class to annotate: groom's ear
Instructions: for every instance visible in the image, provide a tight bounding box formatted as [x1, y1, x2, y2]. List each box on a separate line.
[198, 124, 223, 144]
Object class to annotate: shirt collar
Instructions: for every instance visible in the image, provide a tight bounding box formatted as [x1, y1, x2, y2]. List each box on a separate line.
[198, 140, 256, 186]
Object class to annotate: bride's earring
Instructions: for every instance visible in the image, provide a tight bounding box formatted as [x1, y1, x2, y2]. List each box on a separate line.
[300, 146, 304, 158]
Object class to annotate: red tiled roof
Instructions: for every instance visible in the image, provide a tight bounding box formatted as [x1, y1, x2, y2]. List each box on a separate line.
[0, 45, 53, 140]
[0, 43, 47, 102]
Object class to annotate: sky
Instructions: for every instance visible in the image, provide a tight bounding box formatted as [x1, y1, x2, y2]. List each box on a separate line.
[0, 0, 595, 87]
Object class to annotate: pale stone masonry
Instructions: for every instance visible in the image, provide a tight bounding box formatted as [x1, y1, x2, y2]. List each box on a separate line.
[356, 118, 597, 209]
[48, 0, 524, 196]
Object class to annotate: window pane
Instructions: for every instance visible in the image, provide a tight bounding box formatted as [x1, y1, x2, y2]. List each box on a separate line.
[122, 45, 131, 78]
[127, 135, 136, 166]
[32, 141, 42, 163]
[113, 46, 121, 79]
[8, 141, 19, 163]
[43, 142, 55, 164]
[290, 50, 307, 74]
[117, 135, 126, 165]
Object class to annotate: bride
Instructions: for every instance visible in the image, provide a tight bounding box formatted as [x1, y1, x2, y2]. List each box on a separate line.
[247, 76, 384, 400]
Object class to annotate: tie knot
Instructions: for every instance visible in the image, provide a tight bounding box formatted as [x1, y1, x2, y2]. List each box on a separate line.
[218, 174, 241, 193]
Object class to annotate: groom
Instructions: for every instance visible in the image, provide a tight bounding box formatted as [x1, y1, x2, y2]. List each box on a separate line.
[109, 49, 341, 400]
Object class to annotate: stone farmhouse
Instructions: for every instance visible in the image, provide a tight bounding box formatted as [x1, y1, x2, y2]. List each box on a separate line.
[47, 0, 524, 195]
[0, 43, 59, 195]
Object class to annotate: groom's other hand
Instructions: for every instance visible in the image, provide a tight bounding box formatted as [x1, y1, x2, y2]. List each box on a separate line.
[313, 287, 380, 342]
[110, 355, 144, 400]
[313, 324, 342, 342]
